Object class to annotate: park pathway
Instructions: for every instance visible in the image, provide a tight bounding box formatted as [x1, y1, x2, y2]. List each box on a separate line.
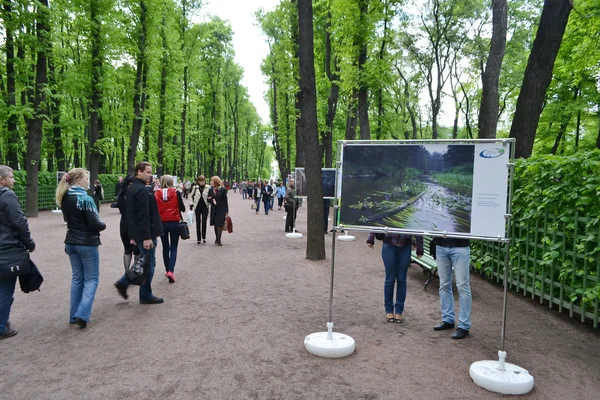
[1, 190, 599, 399]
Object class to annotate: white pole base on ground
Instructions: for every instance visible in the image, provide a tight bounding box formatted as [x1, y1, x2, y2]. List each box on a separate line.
[337, 233, 355, 241]
[285, 229, 303, 239]
[470, 351, 534, 395]
[51, 208, 62, 214]
[304, 322, 355, 358]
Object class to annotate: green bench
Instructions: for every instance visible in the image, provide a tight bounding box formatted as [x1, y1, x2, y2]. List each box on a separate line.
[411, 236, 437, 291]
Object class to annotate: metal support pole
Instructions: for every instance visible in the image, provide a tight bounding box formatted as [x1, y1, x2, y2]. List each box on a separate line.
[500, 238, 510, 351]
[329, 223, 337, 323]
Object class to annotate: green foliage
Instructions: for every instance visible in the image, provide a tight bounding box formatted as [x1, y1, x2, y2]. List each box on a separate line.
[472, 150, 600, 312]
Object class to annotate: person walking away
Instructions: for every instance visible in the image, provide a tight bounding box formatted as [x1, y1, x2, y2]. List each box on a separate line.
[367, 232, 423, 323]
[208, 176, 229, 246]
[0, 165, 36, 339]
[254, 182, 262, 214]
[93, 180, 103, 213]
[190, 175, 209, 244]
[232, 182, 238, 193]
[284, 179, 299, 233]
[262, 180, 273, 215]
[432, 237, 472, 339]
[240, 180, 248, 199]
[248, 181, 254, 200]
[114, 161, 164, 304]
[184, 179, 191, 199]
[56, 168, 106, 329]
[155, 175, 185, 283]
[276, 182, 286, 210]
[114, 176, 124, 201]
[117, 176, 140, 272]
[270, 179, 277, 211]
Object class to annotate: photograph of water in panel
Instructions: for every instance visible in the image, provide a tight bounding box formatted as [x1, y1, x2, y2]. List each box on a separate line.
[294, 168, 336, 198]
[340, 144, 474, 233]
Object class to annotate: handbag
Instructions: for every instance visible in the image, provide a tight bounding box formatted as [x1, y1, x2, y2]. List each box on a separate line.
[178, 221, 190, 240]
[226, 215, 233, 233]
[19, 260, 43, 293]
[0, 251, 32, 279]
[251, 203, 256, 210]
[126, 253, 148, 285]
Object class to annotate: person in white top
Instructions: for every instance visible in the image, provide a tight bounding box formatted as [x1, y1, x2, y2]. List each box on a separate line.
[270, 179, 277, 211]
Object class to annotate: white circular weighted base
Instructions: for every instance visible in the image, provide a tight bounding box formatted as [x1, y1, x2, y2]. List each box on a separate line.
[304, 323, 355, 358]
[51, 209, 62, 214]
[470, 351, 534, 395]
[337, 234, 355, 241]
[286, 231, 303, 239]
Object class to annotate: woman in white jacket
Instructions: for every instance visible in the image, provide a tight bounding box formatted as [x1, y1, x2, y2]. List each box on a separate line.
[190, 175, 210, 244]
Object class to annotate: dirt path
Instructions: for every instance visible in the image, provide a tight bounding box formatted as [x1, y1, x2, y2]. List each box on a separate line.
[1, 191, 599, 399]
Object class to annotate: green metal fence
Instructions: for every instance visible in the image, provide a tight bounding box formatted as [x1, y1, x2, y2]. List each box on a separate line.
[472, 210, 600, 328]
[12, 185, 117, 211]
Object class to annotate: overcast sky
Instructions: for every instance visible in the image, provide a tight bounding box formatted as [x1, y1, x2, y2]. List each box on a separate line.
[199, 0, 281, 124]
[198, 0, 456, 128]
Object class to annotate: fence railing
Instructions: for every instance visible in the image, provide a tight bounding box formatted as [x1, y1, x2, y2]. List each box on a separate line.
[472, 210, 600, 328]
[12, 185, 117, 211]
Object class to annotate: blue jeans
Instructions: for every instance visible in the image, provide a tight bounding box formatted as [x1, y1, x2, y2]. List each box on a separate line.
[264, 200, 270, 214]
[66, 244, 100, 323]
[160, 222, 180, 273]
[381, 243, 411, 314]
[0, 276, 17, 333]
[255, 198, 261, 212]
[270, 196, 275, 209]
[117, 239, 158, 301]
[436, 246, 472, 330]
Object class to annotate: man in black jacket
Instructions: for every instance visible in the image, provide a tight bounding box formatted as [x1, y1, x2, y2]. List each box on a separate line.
[261, 181, 273, 215]
[114, 162, 164, 304]
[0, 165, 35, 339]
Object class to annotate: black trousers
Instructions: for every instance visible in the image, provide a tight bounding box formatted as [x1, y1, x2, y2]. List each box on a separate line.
[195, 206, 209, 241]
[285, 205, 298, 232]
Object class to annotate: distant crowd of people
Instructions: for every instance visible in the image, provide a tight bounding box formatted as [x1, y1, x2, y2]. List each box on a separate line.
[0, 164, 471, 341]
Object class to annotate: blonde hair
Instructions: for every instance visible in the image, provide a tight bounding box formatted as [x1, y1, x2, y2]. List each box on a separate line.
[0, 165, 13, 180]
[56, 168, 89, 206]
[211, 176, 222, 188]
[160, 175, 174, 188]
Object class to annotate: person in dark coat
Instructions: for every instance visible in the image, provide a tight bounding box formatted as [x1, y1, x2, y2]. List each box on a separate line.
[261, 180, 273, 215]
[117, 175, 139, 272]
[114, 161, 164, 304]
[93, 180, 103, 213]
[208, 176, 229, 246]
[0, 165, 35, 339]
[56, 168, 106, 329]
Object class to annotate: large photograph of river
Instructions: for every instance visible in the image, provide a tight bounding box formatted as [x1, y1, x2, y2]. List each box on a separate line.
[339, 144, 474, 234]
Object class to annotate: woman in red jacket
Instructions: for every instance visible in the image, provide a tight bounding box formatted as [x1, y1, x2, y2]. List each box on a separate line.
[155, 176, 185, 283]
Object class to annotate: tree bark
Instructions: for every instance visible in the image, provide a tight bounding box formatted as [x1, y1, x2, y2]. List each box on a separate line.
[24, 0, 49, 217]
[127, 0, 148, 174]
[290, 0, 305, 169]
[3, 0, 19, 169]
[509, 0, 573, 158]
[88, 0, 104, 185]
[357, 0, 370, 140]
[478, 0, 507, 139]
[157, 11, 168, 177]
[323, 12, 339, 168]
[298, 0, 325, 260]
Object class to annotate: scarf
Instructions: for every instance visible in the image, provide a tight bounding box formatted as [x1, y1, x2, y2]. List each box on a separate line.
[68, 186, 99, 215]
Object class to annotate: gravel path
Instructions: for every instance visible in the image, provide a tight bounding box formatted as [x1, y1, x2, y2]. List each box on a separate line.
[1, 192, 599, 399]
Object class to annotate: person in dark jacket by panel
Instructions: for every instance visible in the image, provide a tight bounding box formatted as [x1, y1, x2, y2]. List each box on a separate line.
[114, 162, 165, 304]
[117, 175, 139, 272]
[56, 168, 106, 329]
[0, 165, 35, 339]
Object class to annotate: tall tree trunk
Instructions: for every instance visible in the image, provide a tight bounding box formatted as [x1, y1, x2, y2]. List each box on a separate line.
[478, 0, 507, 139]
[357, 0, 370, 140]
[323, 13, 339, 168]
[24, 0, 49, 217]
[89, 0, 104, 185]
[127, 0, 148, 174]
[180, 65, 188, 180]
[298, 0, 325, 260]
[550, 86, 578, 154]
[509, 0, 572, 158]
[49, 61, 65, 171]
[596, 105, 600, 149]
[291, 0, 305, 169]
[3, 0, 19, 169]
[157, 12, 168, 177]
